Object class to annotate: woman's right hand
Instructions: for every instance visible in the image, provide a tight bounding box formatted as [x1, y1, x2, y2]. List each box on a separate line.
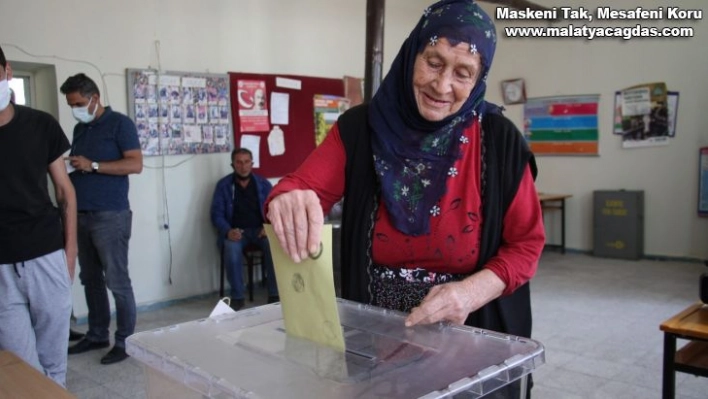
[267, 189, 324, 263]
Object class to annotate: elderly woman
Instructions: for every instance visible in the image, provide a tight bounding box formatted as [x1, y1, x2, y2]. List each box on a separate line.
[268, 3, 544, 393]
[269, 0, 543, 328]
[269, 0, 543, 327]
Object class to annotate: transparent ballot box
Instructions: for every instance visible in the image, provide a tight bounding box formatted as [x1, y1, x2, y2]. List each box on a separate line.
[126, 299, 544, 398]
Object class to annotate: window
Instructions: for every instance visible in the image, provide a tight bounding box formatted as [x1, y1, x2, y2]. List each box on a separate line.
[5, 61, 59, 117]
[9, 76, 30, 106]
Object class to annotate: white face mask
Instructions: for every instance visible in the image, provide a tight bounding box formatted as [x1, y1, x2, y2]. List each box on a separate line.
[72, 96, 96, 123]
[0, 79, 11, 112]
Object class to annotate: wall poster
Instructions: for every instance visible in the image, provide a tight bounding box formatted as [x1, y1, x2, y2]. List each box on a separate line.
[236, 80, 270, 133]
[524, 95, 600, 156]
[313, 95, 349, 146]
[699, 147, 708, 217]
[613, 84, 679, 149]
[127, 68, 233, 156]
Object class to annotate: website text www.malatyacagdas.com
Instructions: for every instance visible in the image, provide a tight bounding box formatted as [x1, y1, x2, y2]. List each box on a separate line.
[504, 25, 694, 40]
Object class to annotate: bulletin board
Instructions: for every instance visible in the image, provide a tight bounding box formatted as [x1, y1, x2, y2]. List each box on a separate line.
[229, 72, 344, 178]
[127, 68, 233, 156]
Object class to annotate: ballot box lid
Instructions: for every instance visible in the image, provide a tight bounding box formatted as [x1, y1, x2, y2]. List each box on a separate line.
[127, 298, 544, 398]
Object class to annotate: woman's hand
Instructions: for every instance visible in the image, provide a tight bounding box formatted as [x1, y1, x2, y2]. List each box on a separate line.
[405, 280, 476, 326]
[267, 189, 324, 263]
[405, 269, 506, 326]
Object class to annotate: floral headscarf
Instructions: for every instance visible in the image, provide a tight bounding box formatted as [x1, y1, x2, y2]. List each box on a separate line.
[369, 0, 498, 236]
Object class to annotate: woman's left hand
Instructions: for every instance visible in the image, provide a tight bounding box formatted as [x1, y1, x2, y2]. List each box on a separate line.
[405, 280, 475, 326]
[404, 269, 506, 327]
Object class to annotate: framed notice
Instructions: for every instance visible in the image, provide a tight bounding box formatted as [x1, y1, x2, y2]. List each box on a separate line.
[699, 147, 708, 216]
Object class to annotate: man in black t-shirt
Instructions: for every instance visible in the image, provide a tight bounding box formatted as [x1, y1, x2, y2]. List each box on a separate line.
[0, 46, 77, 387]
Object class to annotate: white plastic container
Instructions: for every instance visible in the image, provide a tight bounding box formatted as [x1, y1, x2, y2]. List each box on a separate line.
[127, 299, 544, 398]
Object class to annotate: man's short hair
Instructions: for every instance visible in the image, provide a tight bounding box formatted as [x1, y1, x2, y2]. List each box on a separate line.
[60, 73, 100, 98]
[231, 148, 253, 159]
[0, 45, 6, 69]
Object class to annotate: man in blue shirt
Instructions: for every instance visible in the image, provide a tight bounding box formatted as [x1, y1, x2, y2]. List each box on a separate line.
[61, 73, 143, 365]
[211, 148, 279, 310]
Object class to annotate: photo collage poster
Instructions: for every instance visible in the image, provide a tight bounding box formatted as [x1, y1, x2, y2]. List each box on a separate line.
[128, 69, 232, 156]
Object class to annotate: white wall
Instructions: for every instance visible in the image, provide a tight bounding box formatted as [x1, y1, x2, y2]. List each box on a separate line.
[0, 0, 426, 318]
[480, 0, 707, 260]
[2, 0, 706, 317]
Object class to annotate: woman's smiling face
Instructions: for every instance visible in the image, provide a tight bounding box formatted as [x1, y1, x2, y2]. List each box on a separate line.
[412, 37, 481, 122]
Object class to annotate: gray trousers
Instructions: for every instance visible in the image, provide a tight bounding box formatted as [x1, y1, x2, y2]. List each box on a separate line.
[0, 249, 72, 387]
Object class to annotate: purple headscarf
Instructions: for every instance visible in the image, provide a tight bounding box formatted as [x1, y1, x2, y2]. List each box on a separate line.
[369, 0, 498, 236]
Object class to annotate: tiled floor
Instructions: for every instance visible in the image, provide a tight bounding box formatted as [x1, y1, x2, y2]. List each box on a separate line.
[65, 252, 708, 398]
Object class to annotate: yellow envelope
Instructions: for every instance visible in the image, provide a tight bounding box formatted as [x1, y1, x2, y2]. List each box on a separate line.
[264, 224, 345, 352]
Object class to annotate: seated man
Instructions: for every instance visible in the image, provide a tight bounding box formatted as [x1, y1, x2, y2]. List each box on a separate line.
[211, 148, 278, 309]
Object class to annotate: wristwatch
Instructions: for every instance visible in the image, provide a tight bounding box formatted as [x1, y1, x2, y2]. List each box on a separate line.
[91, 161, 99, 173]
